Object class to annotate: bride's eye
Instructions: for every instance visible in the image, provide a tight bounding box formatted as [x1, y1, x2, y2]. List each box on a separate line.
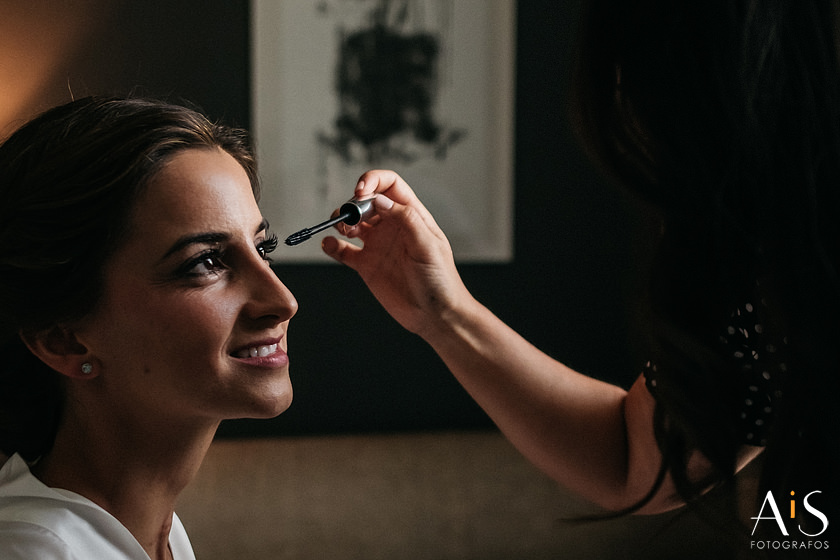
[178, 250, 228, 278]
[257, 233, 279, 261]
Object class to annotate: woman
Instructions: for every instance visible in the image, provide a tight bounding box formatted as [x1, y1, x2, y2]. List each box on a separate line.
[0, 97, 298, 559]
[321, 0, 838, 551]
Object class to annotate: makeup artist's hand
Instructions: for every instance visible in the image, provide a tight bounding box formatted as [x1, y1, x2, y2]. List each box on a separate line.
[321, 170, 474, 339]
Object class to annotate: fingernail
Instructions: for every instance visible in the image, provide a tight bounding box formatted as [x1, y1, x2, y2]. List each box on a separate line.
[374, 194, 394, 210]
[355, 180, 365, 194]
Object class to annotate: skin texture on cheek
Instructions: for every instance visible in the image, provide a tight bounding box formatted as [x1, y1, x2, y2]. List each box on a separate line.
[94, 278, 242, 419]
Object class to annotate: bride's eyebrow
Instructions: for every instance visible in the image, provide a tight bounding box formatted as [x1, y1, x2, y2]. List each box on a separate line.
[255, 218, 270, 236]
[160, 232, 230, 261]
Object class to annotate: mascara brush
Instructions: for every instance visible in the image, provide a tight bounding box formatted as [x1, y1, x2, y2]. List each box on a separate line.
[285, 198, 375, 246]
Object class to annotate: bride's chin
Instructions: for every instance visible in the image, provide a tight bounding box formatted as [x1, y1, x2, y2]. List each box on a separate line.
[250, 382, 293, 419]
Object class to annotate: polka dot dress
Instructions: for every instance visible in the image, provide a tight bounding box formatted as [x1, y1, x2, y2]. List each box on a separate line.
[643, 300, 787, 447]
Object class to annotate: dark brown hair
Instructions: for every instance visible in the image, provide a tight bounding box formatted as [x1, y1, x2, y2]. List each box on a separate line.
[571, 0, 839, 529]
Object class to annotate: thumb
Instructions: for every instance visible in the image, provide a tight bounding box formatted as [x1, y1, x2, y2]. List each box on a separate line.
[321, 235, 361, 268]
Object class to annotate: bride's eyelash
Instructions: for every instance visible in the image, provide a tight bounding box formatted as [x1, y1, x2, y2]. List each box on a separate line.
[258, 233, 279, 261]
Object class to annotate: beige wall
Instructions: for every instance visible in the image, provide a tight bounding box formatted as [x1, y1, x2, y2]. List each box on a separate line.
[0, 0, 117, 136]
[176, 431, 739, 560]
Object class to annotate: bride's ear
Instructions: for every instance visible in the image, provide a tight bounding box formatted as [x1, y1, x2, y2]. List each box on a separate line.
[19, 326, 97, 380]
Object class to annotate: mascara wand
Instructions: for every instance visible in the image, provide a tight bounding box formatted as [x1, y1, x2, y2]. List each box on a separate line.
[285, 198, 375, 246]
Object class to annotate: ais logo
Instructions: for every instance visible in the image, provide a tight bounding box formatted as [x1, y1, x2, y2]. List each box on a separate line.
[752, 490, 829, 537]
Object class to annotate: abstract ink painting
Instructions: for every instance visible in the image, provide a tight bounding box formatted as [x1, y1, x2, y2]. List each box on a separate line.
[322, 1, 466, 164]
[253, 0, 515, 261]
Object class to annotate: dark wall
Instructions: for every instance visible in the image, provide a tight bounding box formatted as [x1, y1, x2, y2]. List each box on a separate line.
[31, 0, 649, 438]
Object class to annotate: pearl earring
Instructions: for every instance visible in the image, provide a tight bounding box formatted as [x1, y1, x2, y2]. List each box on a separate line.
[81, 362, 93, 375]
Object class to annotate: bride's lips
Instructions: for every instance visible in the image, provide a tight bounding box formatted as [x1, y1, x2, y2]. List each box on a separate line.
[229, 337, 288, 368]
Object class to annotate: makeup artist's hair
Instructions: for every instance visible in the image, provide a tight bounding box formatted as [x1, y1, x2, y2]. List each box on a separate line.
[0, 96, 259, 460]
[572, 0, 839, 533]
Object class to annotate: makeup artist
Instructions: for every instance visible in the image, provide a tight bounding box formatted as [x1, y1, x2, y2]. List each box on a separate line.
[322, 0, 839, 551]
[0, 97, 298, 559]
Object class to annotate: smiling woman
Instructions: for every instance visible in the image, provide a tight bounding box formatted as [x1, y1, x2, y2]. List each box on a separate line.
[0, 97, 297, 560]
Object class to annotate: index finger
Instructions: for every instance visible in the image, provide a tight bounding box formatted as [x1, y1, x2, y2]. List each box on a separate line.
[354, 170, 422, 207]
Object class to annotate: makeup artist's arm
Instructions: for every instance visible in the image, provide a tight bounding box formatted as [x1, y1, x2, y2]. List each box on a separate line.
[324, 171, 765, 512]
[321, 170, 701, 513]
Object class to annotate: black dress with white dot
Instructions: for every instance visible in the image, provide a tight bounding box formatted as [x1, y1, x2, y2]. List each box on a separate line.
[643, 300, 788, 447]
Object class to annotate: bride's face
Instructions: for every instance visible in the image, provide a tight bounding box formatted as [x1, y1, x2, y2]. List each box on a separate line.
[74, 147, 297, 426]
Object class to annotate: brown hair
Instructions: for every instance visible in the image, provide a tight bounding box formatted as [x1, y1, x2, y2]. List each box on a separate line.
[571, 0, 840, 527]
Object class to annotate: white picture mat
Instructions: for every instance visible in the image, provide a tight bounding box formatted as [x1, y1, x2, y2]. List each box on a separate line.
[252, 0, 516, 262]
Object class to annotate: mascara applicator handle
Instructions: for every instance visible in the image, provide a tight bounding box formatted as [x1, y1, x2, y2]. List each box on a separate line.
[339, 198, 375, 226]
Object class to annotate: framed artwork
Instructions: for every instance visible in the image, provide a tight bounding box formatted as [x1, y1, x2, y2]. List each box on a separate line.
[252, 0, 516, 262]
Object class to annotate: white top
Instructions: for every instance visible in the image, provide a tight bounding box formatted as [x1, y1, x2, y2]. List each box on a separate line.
[0, 453, 196, 560]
